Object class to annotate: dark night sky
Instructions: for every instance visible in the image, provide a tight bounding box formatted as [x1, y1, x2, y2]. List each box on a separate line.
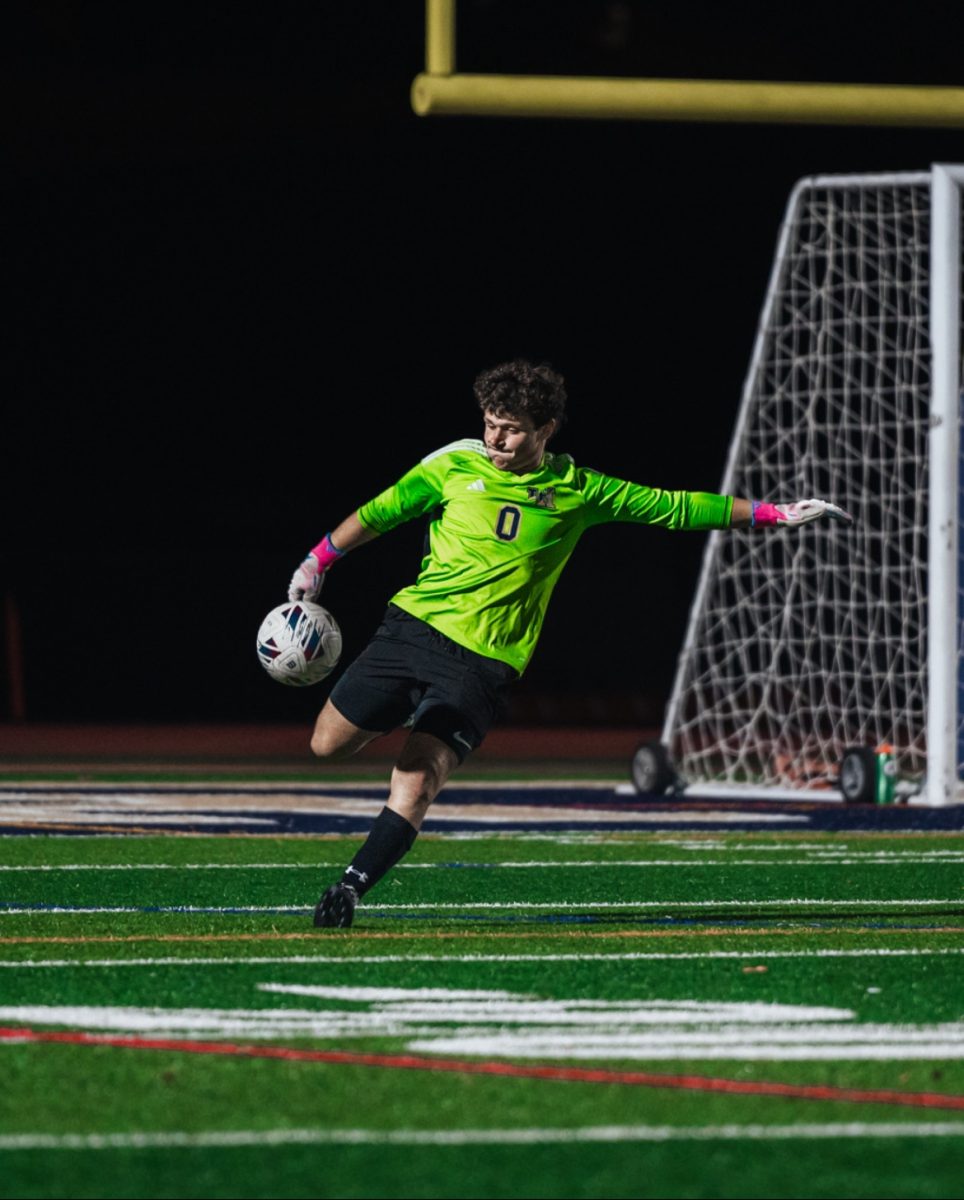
[5, 1, 964, 726]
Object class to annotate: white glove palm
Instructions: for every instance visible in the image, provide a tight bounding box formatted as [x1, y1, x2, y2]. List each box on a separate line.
[287, 554, 324, 603]
[777, 499, 853, 525]
[756, 499, 854, 527]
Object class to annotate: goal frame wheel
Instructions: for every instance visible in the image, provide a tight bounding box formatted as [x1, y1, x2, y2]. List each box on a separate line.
[838, 746, 878, 804]
[631, 740, 678, 796]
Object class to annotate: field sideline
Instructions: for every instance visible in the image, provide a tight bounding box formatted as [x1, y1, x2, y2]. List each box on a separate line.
[1, 732, 962, 1197]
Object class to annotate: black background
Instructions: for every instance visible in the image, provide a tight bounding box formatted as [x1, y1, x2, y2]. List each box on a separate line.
[5, 1, 963, 727]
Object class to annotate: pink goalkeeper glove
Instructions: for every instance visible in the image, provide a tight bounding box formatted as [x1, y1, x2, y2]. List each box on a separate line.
[752, 499, 854, 527]
[287, 534, 345, 602]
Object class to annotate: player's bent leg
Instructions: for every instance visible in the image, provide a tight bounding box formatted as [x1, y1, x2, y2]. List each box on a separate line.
[309, 699, 381, 762]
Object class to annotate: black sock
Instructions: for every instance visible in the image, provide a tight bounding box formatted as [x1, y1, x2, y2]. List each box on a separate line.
[342, 806, 418, 897]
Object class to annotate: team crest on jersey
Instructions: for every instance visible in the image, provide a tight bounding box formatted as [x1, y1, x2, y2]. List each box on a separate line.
[526, 486, 556, 509]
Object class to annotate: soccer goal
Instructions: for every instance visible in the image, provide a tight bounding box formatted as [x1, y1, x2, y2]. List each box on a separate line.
[653, 163, 963, 806]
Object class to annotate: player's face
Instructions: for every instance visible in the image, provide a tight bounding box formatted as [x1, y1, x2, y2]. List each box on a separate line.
[482, 409, 557, 474]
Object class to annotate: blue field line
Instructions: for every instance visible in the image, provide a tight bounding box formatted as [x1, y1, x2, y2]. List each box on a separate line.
[4, 812, 964, 836]
[2, 783, 964, 836]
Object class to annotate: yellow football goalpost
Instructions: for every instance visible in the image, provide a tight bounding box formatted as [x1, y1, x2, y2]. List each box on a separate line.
[411, 0, 964, 127]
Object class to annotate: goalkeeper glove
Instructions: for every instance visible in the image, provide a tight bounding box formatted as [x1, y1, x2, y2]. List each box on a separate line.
[752, 499, 854, 527]
[287, 533, 345, 602]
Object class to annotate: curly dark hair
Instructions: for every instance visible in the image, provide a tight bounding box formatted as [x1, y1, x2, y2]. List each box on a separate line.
[473, 359, 567, 430]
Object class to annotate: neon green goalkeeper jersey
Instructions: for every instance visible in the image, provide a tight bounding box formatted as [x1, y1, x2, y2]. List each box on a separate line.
[356, 440, 733, 674]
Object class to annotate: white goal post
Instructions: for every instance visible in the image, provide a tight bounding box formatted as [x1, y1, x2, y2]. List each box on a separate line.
[661, 164, 963, 806]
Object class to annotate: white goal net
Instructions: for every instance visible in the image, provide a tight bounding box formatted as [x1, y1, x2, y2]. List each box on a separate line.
[663, 167, 963, 803]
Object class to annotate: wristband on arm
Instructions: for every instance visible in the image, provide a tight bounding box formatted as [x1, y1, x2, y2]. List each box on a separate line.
[309, 533, 346, 571]
[751, 502, 780, 527]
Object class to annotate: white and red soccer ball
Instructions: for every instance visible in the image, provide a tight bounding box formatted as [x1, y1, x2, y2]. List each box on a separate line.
[256, 600, 342, 687]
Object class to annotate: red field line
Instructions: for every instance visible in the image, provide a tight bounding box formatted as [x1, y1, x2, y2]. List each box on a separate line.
[3, 1026, 963, 1112]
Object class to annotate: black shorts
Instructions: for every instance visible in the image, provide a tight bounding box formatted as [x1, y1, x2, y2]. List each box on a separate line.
[328, 605, 517, 763]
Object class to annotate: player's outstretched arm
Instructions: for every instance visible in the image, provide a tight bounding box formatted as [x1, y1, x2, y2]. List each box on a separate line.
[729, 498, 854, 529]
[287, 512, 379, 602]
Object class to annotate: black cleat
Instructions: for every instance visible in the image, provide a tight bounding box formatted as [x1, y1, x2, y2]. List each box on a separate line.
[313, 882, 359, 928]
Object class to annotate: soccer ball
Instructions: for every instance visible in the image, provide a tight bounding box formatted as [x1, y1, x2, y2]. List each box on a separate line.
[256, 600, 342, 687]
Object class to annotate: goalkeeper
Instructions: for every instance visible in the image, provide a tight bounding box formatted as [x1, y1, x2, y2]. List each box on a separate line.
[288, 358, 852, 928]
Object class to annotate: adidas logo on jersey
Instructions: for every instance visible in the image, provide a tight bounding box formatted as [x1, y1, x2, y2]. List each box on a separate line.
[466, 479, 486, 492]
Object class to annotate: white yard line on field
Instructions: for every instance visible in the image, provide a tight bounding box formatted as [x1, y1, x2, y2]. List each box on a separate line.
[2, 898, 960, 915]
[2, 948, 963, 969]
[1, 1122, 963, 1151]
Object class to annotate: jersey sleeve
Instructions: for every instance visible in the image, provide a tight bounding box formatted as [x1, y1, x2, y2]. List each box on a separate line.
[581, 470, 733, 530]
[356, 458, 447, 534]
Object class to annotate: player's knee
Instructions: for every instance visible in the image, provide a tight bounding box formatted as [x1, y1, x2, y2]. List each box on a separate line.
[309, 728, 331, 759]
[309, 703, 376, 762]
[310, 727, 350, 761]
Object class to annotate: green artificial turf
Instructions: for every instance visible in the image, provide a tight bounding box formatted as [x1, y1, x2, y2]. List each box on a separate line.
[1, 830, 962, 1198]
